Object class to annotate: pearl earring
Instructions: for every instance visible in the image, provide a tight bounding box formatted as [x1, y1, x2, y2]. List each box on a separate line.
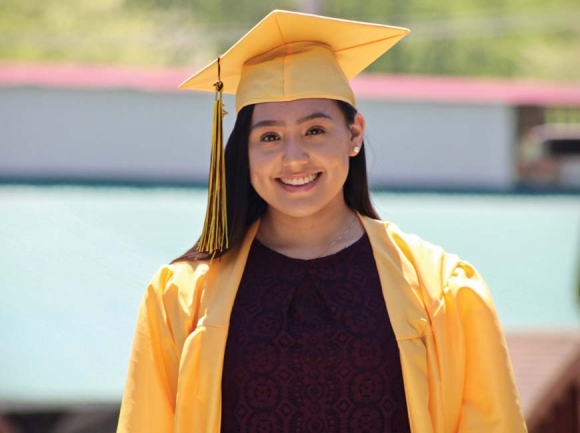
[353, 146, 361, 154]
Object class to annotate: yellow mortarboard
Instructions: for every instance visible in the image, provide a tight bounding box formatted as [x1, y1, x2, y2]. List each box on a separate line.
[180, 10, 410, 112]
[180, 10, 410, 257]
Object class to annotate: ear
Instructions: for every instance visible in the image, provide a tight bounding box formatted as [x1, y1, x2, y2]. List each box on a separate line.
[348, 113, 366, 157]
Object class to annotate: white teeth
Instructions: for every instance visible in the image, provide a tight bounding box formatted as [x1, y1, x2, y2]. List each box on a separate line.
[279, 173, 318, 186]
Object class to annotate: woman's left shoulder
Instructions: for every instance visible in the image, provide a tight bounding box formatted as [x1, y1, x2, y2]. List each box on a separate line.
[363, 216, 494, 308]
[362, 216, 459, 271]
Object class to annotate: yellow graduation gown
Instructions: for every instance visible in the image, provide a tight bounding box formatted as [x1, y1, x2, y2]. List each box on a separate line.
[118, 215, 527, 432]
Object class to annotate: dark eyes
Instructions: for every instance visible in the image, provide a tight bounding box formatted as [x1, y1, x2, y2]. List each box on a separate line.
[306, 127, 324, 136]
[259, 127, 325, 142]
[261, 133, 279, 142]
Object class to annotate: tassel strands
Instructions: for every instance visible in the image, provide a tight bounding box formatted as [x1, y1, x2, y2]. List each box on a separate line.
[198, 58, 228, 256]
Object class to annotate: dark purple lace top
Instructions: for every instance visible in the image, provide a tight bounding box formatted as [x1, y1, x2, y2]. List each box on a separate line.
[221, 233, 411, 433]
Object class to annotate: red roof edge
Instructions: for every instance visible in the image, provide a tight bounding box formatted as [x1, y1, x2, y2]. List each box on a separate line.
[1, 62, 580, 106]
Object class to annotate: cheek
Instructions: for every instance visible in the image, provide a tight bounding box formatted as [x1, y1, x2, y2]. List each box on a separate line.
[248, 156, 258, 186]
[325, 139, 352, 168]
[248, 147, 268, 185]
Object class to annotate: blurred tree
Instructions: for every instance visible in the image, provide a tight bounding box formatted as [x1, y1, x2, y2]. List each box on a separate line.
[1, 0, 579, 81]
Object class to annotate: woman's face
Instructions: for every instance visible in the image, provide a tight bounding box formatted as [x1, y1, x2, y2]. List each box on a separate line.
[248, 98, 365, 219]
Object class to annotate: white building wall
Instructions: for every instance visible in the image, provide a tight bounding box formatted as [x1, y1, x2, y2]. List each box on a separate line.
[359, 100, 516, 189]
[0, 87, 516, 189]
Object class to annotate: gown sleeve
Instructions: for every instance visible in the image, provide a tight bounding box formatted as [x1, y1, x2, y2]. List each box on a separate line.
[117, 265, 181, 433]
[442, 260, 527, 432]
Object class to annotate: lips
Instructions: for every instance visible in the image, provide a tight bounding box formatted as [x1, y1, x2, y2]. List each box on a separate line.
[278, 173, 319, 186]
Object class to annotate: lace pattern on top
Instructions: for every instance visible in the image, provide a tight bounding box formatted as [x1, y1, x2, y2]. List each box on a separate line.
[221, 233, 411, 433]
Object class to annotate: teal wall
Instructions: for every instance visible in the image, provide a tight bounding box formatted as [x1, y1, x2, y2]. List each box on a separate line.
[1, 186, 578, 407]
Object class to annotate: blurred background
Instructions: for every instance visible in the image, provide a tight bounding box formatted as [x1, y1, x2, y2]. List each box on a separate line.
[1, 0, 579, 432]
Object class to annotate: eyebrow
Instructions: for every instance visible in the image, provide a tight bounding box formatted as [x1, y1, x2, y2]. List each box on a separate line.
[251, 112, 333, 130]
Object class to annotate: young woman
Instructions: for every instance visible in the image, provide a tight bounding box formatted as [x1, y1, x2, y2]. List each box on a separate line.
[118, 10, 527, 433]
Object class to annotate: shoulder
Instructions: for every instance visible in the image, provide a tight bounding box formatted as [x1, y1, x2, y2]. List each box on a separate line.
[362, 215, 455, 276]
[362, 216, 494, 313]
[144, 260, 214, 315]
[139, 260, 217, 349]
[148, 260, 211, 290]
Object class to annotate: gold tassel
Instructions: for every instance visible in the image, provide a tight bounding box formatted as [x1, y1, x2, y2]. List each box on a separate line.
[198, 58, 228, 256]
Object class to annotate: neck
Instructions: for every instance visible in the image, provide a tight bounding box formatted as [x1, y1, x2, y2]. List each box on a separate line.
[257, 200, 363, 259]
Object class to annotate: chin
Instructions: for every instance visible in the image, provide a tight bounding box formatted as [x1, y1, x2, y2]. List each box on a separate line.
[265, 196, 340, 220]
[255, 182, 346, 220]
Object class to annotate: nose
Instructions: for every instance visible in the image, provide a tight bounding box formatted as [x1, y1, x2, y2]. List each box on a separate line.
[282, 135, 308, 168]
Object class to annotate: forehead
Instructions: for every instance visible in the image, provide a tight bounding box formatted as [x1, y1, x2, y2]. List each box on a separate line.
[252, 98, 341, 121]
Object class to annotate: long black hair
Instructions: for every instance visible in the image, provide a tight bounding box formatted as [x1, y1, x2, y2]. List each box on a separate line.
[172, 100, 379, 262]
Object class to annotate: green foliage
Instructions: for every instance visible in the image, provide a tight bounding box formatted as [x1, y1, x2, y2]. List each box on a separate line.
[0, 0, 579, 81]
[323, 0, 580, 79]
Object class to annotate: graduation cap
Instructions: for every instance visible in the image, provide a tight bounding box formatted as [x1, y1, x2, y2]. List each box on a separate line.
[179, 9, 410, 256]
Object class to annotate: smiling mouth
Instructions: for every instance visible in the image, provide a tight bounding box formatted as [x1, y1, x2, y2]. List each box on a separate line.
[278, 173, 320, 186]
